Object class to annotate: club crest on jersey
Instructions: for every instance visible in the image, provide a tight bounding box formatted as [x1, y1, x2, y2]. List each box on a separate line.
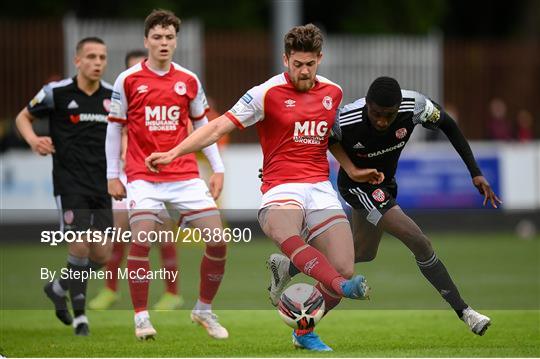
[63, 210, 74, 225]
[395, 128, 407, 139]
[322, 96, 333, 110]
[103, 99, 111, 112]
[174, 81, 187, 95]
[372, 189, 385, 202]
[284, 99, 296, 108]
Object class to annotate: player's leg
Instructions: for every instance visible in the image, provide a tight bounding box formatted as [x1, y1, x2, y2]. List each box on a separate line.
[89, 202, 128, 310]
[350, 208, 383, 263]
[172, 178, 227, 338]
[379, 205, 491, 335]
[153, 213, 183, 310]
[186, 214, 228, 339]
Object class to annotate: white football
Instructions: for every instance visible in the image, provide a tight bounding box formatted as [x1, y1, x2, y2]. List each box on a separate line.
[278, 283, 325, 329]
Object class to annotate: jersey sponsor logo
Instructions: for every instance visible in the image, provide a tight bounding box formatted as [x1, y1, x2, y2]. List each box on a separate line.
[356, 141, 406, 158]
[137, 85, 148, 94]
[69, 113, 108, 124]
[174, 81, 187, 95]
[353, 141, 365, 149]
[284, 98, 296, 108]
[372, 189, 385, 202]
[145, 106, 180, 131]
[103, 99, 111, 112]
[293, 120, 328, 144]
[395, 127, 407, 139]
[322, 96, 333, 110]
[67, 100, 79, 109]
[30, 89, 46, 107]
[240, 93, 253, 104]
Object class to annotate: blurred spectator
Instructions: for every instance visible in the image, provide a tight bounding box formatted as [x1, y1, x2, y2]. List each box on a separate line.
[515, 109, 534, 142]
[486, 97, 512, 140]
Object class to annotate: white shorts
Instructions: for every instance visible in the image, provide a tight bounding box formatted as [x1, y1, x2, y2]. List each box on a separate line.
[127, 178, 218, 226]
[258, 181, 349, 242]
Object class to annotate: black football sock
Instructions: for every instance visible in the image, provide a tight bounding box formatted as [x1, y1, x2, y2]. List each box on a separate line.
[67, 254, 89, 318]
[416, 252, 468, 317]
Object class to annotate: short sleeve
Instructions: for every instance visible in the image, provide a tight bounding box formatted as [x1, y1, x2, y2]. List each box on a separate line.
[27, 85, 54, 118]
[411, 92, 442, 130]
[108, 75, 128, 123]
[225, 85, 264, 129]
[189, 76, 210, 120]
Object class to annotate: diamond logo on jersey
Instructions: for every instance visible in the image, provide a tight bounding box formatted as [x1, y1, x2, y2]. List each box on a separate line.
[137, 85, 148, 93]
[353, 142, 365, 149]
[284, 99, 296, 108]
[103, 99, 111, 112]
[67, 100, 79, 109]
[372, 189, 385, 202]
[395, 128, 407, 139]
[174, 81, 187, 95]
[322, 96, 333, 110]
[64, 210, 74, 224]
[69, 114, 80, 124]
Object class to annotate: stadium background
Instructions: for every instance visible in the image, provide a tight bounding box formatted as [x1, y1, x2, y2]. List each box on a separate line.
[0, 0, 538, 357]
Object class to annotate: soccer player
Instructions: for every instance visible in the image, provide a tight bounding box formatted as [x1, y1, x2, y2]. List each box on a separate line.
[146, 24, 376, 351]
[90, 49, 183, 311]
[15, 37, 113, 336]
[106, 10, 228, 340]
[267, 76, 501, 336]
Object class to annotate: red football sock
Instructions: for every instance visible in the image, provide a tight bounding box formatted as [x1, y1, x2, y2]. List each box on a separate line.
[106, 242, 125, 292]
[280, 235, 345, 296]
[127, 243, 151, 313]
[199, 245, 226, 304]
[315, 282, 342, 314]
[160, 243, 178, 295]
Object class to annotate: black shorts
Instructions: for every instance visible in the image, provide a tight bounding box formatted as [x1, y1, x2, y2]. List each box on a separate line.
[338, 173, 398, 225]
[56, 194, 113, 232]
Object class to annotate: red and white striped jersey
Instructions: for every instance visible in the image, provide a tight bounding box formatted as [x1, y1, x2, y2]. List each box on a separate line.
[226, 72, 342, 193]
[108, 60, 209, 183]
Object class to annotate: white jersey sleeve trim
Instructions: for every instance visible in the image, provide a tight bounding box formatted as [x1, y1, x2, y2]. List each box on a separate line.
[227, 73, 287, 128]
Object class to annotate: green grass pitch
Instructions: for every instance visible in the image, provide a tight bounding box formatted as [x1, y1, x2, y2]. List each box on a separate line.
[1, 233, 538, 357]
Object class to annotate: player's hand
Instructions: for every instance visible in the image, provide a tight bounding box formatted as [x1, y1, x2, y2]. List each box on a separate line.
[108, 178, 126, 201]
[30, 136, 55, 156]
[145, 151, 175, 173]
[347, 168, 385, 185]
[473, 175, 502, 208]
[209, 172, 224, 200]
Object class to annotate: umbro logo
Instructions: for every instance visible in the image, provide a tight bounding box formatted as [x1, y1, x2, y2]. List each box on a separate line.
[137, 85, 148, 93]
[353, 142, 365, 149]
[67, 100, 79, 109]
[284, 98, 296, 108]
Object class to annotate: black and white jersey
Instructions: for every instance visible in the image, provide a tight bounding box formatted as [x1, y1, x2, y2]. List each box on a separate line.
[27, 76, 113, 196]
[333, 90, 443, 182]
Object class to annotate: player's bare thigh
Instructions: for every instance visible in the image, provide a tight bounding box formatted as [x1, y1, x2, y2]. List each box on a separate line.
[260, 204, 304, 246]
[310, 221, 354, 279]
[351, 208, 384, 262]
[187, 214, 226, 246]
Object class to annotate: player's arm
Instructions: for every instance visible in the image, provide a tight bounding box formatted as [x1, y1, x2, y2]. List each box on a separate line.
[146, 115, 236, 173]
[437, 108, 502, 208]
[106, 77, 128, 200]
[329, 143, 384, 184]
[15, 108, 55, 155]
[15, 85, 56, 155]
[191, 116, 226, 199]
